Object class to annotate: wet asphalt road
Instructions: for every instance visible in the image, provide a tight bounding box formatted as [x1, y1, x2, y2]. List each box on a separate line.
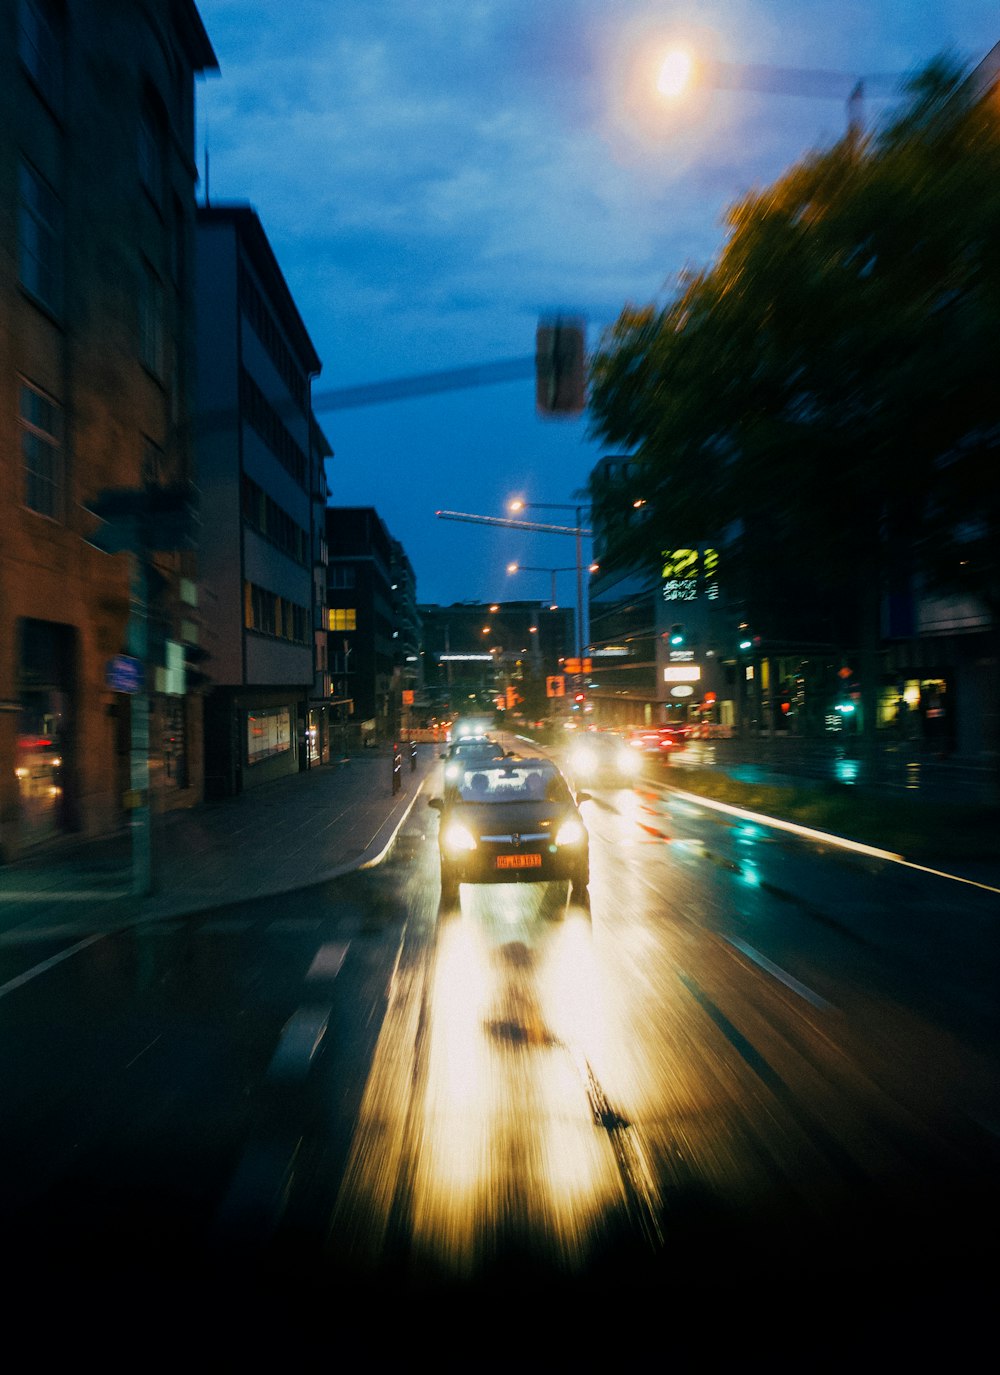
[1, 764, 998, 1361]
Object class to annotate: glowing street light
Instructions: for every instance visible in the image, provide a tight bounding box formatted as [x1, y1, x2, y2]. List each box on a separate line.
[657, 46, 695, 97]
[506, 497, 592, 664]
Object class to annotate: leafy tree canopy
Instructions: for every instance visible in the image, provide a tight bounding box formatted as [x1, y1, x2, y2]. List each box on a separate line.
[587, 57, 1000, 622]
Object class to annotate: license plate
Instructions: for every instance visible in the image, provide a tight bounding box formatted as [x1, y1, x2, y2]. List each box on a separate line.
[495, 853, 542, 870]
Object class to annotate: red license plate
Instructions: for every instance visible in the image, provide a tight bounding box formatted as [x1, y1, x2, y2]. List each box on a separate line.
[495, 853, 542, 870]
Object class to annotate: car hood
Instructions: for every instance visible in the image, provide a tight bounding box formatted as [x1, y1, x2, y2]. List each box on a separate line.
[448, 800, 576, 835]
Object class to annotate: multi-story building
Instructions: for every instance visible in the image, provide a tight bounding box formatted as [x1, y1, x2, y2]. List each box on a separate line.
[325, 507, 397, 740]
[195, 204, 330, 797]
[0, 0, 217, 860]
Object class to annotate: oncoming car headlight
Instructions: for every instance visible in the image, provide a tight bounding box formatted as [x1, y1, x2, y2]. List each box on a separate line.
[554, 817, 586, 847]
[617, 748, 642, 776]
[444, 761, 462, 781]
[442, 820, 477, 855]
[569, 745, 597, 775]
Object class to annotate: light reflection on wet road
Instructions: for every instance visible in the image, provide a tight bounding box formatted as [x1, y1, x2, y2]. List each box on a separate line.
[1, 762, 998, 1350]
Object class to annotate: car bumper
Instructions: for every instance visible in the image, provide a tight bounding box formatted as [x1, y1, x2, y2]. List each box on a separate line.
[442, 846, 587, 885]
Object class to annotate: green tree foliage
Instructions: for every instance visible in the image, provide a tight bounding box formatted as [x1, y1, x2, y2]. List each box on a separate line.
[587, 57, 1000, 638]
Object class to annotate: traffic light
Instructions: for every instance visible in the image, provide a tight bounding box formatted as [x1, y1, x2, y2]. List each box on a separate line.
[535, 315, 586, 415]
[573, 692, 586, 709]
[669, 624, 685, 646]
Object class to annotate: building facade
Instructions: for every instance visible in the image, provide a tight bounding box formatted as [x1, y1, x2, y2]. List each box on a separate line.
[0, 0, 216, 859]
[195, 204, 329, 797]
[325, 506, 397, 741]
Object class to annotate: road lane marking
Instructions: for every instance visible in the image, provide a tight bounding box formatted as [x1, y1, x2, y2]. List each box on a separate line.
[664, 786, 1000, 893]
[306, 941, 349, 980]
[725, 935, 832, 1010]
[0, 933, 105, 1001]
[267, 1004, 333, 1082]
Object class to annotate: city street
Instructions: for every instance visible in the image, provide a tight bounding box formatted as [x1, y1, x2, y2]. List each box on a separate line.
[1, 755, 997, 1358]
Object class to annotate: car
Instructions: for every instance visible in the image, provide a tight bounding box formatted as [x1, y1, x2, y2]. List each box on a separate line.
[563, 729, 643, 787]
[625, 725, 687, 765]
[440, 734, 510, 783]
[428, 757, 591, 906]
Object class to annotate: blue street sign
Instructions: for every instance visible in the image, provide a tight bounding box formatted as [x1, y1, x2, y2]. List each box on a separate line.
[107, 655, 144, 694]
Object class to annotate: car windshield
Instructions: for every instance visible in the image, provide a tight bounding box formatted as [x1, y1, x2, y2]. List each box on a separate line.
[457, 764, 571, 803]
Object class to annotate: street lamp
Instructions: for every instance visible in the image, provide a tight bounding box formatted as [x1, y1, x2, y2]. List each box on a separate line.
[506, 561, 577, 609]
[506, 498, 592, 665]
[652, 42, 902, 138]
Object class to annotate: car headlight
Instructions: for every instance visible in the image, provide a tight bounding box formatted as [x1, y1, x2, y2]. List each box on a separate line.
[569, 746, 596, 774]
[444, 761, 461, 780]
[442, 820, 477, 854]
[555, 817, 586, 847]
[617, 749, 642, 776]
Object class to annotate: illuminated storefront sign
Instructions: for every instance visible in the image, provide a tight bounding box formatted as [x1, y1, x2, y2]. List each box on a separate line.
[664, 665, 701, 683]
[660, 547, 719, 602]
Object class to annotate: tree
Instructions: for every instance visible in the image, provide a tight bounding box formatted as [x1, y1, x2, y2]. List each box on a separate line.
[587, 56, 1000, 745]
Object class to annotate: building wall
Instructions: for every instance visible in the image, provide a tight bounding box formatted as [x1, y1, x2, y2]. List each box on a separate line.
[0, 0, 215, 858]
[195, 205, 321, 796]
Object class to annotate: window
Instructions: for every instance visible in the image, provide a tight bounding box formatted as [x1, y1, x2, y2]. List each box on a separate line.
[18, 0, 63, 110]
[139, 260, 165, 377]
[246, 707, 291, 766]
[20, 380, 62, 518]
[18, 159, 62, 314]
[244, 581, 308, 643]
[328, 608, 356, 631]
[138, 100, 164, 205]
[328, 565, 356, 589]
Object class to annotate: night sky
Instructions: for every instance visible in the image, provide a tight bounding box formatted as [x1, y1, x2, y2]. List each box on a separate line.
[193, 1, 998, 605]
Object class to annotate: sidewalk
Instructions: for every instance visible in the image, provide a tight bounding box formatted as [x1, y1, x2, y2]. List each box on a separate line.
[0, 744, 439, 938]
[673, 735, 1000, 806]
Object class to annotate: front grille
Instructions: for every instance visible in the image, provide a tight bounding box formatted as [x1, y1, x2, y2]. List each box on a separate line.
[481, 832, 548, 843]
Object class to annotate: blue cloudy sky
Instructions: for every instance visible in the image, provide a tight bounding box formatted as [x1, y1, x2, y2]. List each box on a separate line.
[193, 1, 998, 607]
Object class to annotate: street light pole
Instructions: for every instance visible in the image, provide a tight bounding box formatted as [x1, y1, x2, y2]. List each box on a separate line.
[507, 499, 591, 665]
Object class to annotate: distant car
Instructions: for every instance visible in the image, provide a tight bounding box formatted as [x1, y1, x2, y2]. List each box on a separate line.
[428, 757, 591, 905]
[563, 730, 643, 787]
[625, 725, 687, 764]
[440, 735, 509, 784]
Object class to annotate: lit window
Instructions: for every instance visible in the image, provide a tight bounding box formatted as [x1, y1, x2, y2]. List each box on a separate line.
[20, 380, 62, 519]
[328, 608, 356, 631]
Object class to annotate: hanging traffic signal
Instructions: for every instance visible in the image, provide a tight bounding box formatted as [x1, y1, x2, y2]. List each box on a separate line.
[535, 315, 587, 416]
[669, 624, 685, 646]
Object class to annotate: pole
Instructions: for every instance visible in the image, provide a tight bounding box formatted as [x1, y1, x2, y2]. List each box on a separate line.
[128, 552, 152, 896]
[574, 507, 584, 665]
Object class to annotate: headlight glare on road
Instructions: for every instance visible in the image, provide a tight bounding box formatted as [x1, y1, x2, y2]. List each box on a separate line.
[569, 745, 597, 775]
[442, 820, 477, 854]
[555, 817, 586, 847]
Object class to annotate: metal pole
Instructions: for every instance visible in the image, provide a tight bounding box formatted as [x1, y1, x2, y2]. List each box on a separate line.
[128, 552, 152, 896]
[574, 508, 584, 665]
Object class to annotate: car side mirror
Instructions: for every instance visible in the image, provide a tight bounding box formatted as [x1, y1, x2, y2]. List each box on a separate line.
[439, 752, 447, 760]
[428, 797, 443, 811]
[576, 791, 592, 804]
